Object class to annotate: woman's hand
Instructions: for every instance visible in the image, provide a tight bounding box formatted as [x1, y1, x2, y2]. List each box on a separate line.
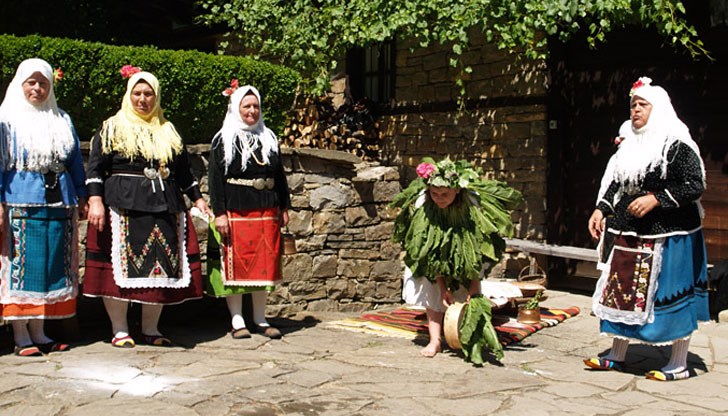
[78, 197, 89, 220]
[280, 209, 289, 227]
[0, 203, 5, 233]
[628, 193, 659, 218]
[87, 196, 105, 231]
[588, 209, 605, 240]
[194, 198, 211, 217]
[214, 214, 230, 241]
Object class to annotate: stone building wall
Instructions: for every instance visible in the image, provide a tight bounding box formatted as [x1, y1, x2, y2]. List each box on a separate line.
[379, 35, 549, 241]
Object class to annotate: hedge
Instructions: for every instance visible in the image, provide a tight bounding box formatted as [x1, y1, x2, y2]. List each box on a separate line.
[0, 34, 301, 144]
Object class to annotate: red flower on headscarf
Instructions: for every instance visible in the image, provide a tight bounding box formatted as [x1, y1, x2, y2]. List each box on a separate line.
[222, 78, 239, 97]
[629, 77, 652, 97]
[120, 65, 142, 79]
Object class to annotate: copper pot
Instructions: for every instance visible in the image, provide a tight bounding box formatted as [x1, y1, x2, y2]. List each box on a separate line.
[282, 233, 297, 255]
[517, 307, 541, 324]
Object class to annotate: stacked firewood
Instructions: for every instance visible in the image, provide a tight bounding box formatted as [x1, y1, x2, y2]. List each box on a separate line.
[282, 95, 381, 161]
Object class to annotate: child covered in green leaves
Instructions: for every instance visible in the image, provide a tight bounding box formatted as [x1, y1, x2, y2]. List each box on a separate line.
[391, 158, 522, 362]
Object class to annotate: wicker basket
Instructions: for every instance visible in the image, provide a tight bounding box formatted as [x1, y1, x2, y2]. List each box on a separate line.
[518, 264, 547, 287]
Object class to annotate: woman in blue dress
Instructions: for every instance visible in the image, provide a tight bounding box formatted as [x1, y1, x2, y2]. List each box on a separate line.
[0, 58, 88, 356]
[585, 77, 709, 381]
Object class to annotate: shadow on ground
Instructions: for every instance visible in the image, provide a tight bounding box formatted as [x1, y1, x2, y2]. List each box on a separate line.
[1, 293, 321, 354]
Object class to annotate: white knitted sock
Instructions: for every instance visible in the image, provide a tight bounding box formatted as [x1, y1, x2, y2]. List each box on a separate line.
[103, 297, 129, 337]
[662, 337, 690, 374]
[251, 291, 269, 327]
[11, 320, 32, 347]
[141, 304, 164, 336]
[226, 294, 246, 329]
[28, 319, 53, 344]
[603, 338, 629, 362]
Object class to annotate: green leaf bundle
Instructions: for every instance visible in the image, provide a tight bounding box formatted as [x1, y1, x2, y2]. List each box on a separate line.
[459, 296, 503, 364]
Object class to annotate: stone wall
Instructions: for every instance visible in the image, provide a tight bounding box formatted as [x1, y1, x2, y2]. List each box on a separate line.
[378, 34, 549, 241]
[273, 148, 403, 316]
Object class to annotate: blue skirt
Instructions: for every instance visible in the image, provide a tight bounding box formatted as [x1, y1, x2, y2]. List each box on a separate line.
[600, 231, 709, 344]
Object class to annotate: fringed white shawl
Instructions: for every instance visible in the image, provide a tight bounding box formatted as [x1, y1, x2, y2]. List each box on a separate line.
[212, 85, 278, 173]
[597, 77, 705, 206]
[0, 58, 75, 171]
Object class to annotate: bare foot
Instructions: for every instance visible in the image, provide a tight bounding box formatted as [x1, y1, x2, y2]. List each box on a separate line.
[420, 340, 442, 357]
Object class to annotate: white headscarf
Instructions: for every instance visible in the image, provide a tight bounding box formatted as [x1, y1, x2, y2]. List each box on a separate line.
[0, 58, 75, 171]
[598, 77, 705, 202]
[213, 85, 278, 173]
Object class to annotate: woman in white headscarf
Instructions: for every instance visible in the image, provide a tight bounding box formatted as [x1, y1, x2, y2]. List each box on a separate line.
[83, 70, 210, 348]
[206, 85, 290, 339]
[0, 58, 88, 356]
[585, 77, 709, 381]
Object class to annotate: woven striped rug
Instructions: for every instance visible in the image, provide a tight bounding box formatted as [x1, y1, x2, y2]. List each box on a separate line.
[327, 306, 581, 346]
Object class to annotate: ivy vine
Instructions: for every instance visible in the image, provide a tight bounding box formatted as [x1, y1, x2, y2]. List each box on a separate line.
[198, 0, 709, 94]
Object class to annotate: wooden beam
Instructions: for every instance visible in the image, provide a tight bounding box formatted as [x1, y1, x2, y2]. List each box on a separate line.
[505, 238, 599, 262]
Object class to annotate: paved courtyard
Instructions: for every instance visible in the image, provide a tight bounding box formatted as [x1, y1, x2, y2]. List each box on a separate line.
[1, 289, 727, 415]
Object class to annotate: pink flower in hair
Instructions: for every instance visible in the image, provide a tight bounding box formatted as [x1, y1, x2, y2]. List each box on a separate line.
[416, 163, 436, 179]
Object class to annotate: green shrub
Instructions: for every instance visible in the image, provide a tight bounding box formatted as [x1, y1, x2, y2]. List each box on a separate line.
[0, 34, 301, 144]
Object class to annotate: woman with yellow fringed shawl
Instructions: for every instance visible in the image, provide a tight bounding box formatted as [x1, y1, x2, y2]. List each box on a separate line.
[83, 69, 210, 348]
[391, 158, 522, 363]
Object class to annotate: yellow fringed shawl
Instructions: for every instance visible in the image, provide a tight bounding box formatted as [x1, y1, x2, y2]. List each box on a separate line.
[97, 71, 182, 164]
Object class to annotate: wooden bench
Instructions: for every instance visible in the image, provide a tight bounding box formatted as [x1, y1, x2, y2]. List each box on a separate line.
[504, 238, 599, 284]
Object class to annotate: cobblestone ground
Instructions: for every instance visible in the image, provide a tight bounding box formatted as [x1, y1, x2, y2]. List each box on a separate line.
[1, 290, 727, 416]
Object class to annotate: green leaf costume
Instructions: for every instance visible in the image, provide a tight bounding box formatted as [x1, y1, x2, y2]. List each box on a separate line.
[391, 158, 522, 364]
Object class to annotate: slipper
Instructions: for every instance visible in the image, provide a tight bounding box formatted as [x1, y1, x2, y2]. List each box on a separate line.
[14, 345, 43, 357]
[259, 326, 282, 339]
[111, 335, 136, 348]
[142, 334, 173, 347]
[645, 369, 690, 381]
[231, 327, 251, 339]
[583, 357, 623, 371]
[37, 341, 70, 354]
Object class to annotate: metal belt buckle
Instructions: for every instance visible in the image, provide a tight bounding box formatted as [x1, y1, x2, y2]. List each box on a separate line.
[253, 178, 266, 190]
[144, 167, 159, 180]
[264, 178, 275, 189]
[159, 166, 170, 179]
